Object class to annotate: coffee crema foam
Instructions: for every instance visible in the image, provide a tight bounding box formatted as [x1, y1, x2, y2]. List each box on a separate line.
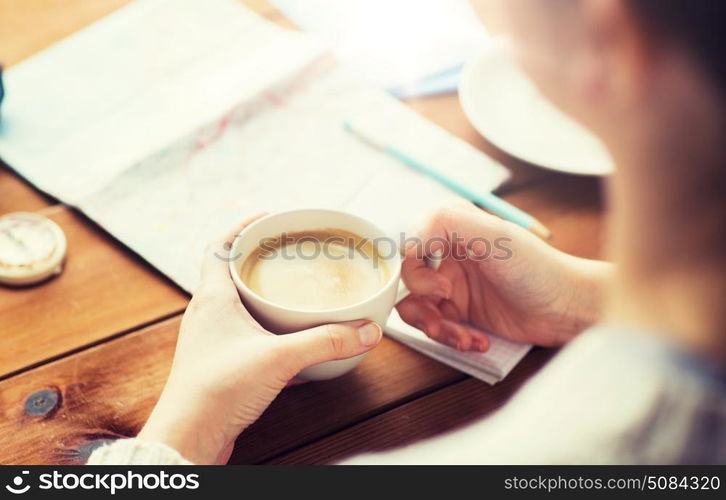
[239, 229, 390, 311]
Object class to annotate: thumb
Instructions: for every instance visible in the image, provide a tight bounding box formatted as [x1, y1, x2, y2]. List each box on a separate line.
[278, 320, 382, 371]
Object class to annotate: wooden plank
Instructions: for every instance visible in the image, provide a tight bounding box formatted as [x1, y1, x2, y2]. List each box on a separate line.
[268, 348, 556, 464]
[231, 340, 464, 464]
[0, 316, 464, 465]
[0, 0, 282, 69]
[0, 316, 178, 465]
[0, 205, 188, 378]
[0, 164, 53, 214]
[0, 0, 131, 68]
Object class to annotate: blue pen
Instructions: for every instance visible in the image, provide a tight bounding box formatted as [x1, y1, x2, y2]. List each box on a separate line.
[344, 121, 551, 240]
[0, 64, 4, 114]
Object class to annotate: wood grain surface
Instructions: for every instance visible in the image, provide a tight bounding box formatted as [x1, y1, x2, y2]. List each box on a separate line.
[0, 317, 178, 465]
[0, 0, 131, 68]
[0, 315, 466, 464]
[0, 205, 188, 379]
[0, 162, 53, 214]
[269, 349, 556, 464]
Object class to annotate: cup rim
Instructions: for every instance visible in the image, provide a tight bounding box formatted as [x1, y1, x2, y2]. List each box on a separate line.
[228, 208, 402, 315]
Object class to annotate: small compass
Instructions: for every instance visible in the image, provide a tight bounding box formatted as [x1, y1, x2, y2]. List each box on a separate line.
[0, 212, 67, 286]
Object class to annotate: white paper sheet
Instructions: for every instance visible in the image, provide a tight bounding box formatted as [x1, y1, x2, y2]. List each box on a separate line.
[0, 0, 521, 382]
[386, 311, 531, 384]
[0, 0, 324, 202]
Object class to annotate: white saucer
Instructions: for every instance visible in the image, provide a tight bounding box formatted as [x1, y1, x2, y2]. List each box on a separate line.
[459, 43, 614, 176]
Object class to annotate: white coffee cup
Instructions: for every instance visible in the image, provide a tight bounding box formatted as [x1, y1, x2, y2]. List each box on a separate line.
[228, 209, 402, 381]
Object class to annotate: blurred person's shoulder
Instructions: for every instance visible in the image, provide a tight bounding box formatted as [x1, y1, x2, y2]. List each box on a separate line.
[341, 324, 725, 465]
[506, 323, 726, 464]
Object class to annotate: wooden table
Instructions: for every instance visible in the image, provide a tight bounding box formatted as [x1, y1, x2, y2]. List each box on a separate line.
[0, 0, 605, 465]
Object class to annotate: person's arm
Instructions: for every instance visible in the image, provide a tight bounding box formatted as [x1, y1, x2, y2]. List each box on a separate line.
[397, 200, 612, 350]
[88, 216, 382, 465]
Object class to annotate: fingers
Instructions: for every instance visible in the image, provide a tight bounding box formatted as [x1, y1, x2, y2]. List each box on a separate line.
[401, 256, 453, 299]
[401, 201, 509, 301]
[439, 298, 463, 322]
[198, 213, 268, 297]
[277, 320, 382, 371]
[397, 295, 442, 337]
[397, 295, 489, 352]
[440, 319, 490, 352]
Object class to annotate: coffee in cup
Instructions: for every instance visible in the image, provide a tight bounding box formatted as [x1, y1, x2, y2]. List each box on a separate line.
[239, 229, 390, 311]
